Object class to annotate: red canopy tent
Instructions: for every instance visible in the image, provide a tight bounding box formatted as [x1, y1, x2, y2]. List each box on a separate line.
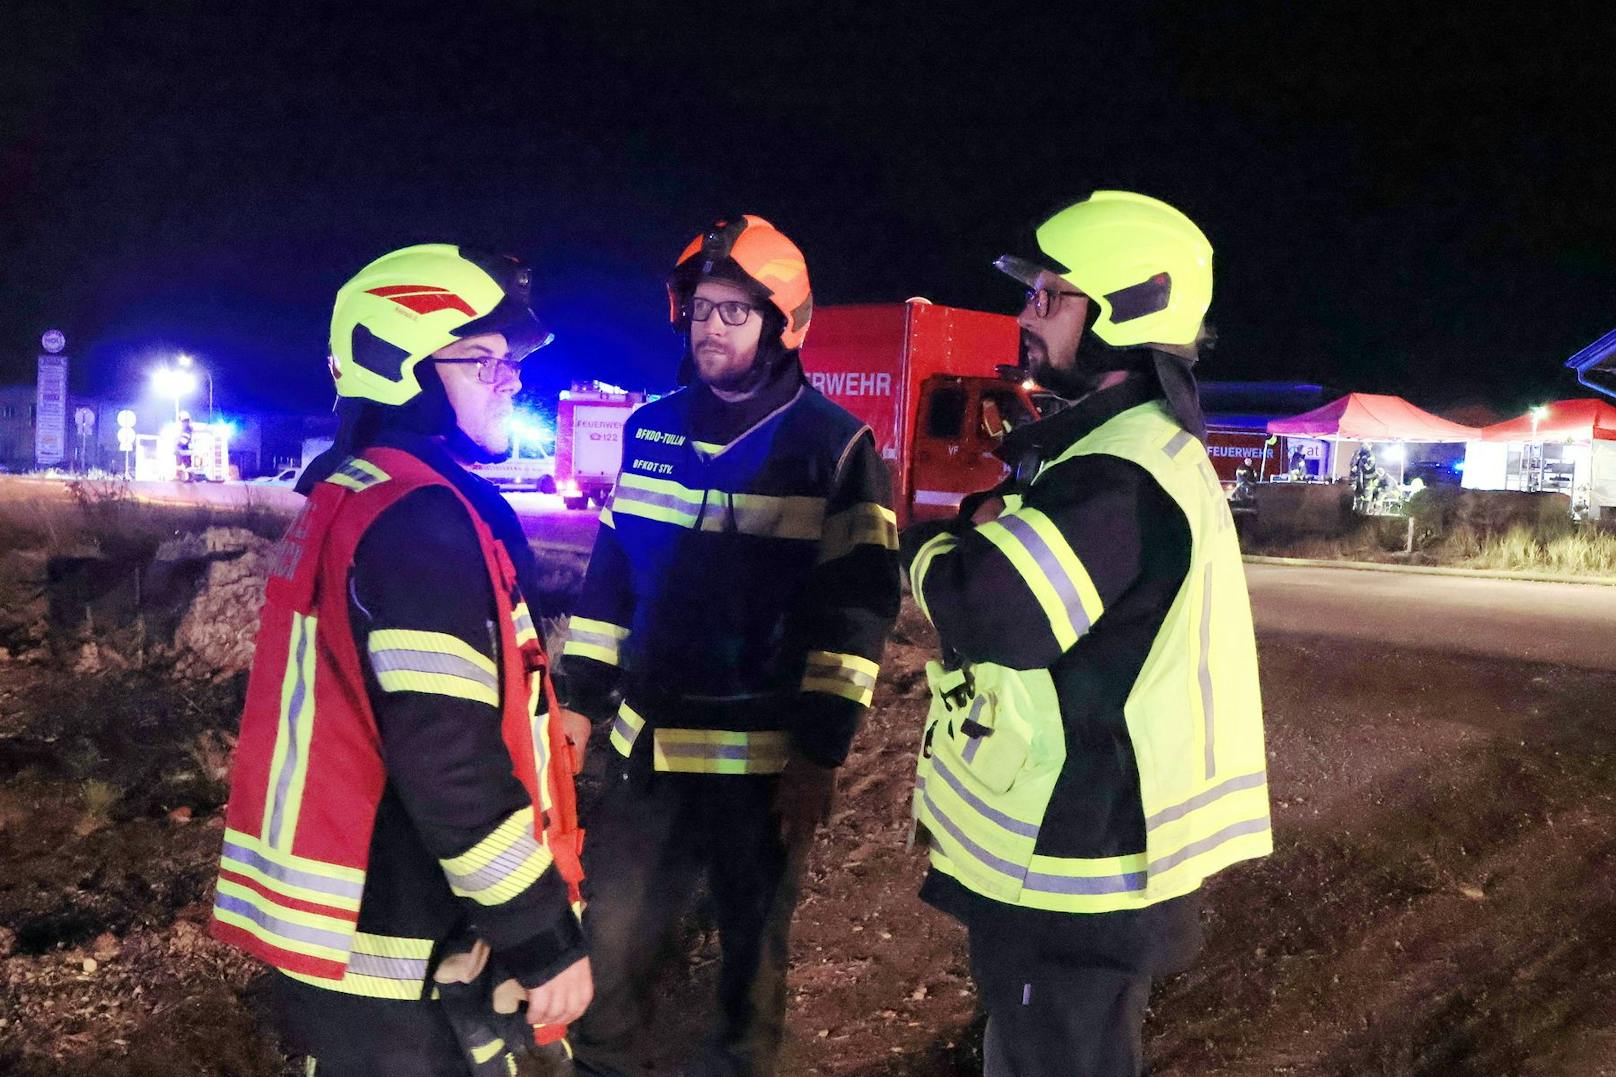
[1266, 393, 1480, 442]
[1479, 398, 1616, 442]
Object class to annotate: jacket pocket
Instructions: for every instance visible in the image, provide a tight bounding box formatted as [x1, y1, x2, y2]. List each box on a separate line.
[922, 661, 1030, 796]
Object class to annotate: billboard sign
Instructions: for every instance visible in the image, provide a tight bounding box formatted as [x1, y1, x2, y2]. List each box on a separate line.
[35, 354, 68, 467]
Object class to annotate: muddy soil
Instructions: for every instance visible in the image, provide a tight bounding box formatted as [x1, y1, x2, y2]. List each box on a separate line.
[4, 593, 1616, 1074]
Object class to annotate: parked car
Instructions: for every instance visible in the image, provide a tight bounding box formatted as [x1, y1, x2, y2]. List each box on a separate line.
[251, 466, 301, 486]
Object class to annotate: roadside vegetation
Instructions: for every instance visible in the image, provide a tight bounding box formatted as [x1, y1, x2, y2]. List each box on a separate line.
[6, 490, 1616, 1073]
[1242, 484, 1616, 577]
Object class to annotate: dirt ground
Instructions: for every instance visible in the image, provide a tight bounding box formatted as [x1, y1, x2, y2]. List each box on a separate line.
[4, 571, 1616, 1074]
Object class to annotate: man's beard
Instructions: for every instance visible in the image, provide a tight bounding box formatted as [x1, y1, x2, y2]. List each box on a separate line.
[1021, 329, 1096, 400]
[444, 425, 511, 465]
[696, 341, 767, 395]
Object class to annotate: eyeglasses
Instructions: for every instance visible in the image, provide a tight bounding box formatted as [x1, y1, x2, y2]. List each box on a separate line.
[434, 355, 526, 385]
[684, 296, 760, 327]
[1025, 287, 1087, 319]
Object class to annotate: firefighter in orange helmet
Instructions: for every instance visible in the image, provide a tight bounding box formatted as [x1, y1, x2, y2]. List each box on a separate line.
[561, 216, 900, 1076]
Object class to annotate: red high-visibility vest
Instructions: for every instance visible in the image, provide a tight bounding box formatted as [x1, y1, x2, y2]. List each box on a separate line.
[210, 447, 583, 982]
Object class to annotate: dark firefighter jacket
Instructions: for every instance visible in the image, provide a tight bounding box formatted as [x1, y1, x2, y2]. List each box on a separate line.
[562, 370, 900, 771]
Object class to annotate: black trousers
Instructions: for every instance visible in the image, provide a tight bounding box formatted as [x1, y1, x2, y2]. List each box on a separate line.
[969, 928, 1152, 1077]
[571, 752, 809, 1077]
[268, 973, 472, 1077]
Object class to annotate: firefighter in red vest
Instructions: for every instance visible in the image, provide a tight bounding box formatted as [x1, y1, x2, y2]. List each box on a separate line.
[211, 245, 590, 1076]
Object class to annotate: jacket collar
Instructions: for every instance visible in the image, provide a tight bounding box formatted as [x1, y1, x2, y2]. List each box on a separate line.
[998, 375, 1162, 464]
[367, 429, 506, 514]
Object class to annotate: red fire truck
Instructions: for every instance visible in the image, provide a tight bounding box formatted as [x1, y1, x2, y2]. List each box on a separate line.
[800, 301, 1058, 525]
[555, 383, 647, 510]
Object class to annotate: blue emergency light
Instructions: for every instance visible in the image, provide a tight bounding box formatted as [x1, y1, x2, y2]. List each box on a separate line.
[1566, 326, 1616, 399]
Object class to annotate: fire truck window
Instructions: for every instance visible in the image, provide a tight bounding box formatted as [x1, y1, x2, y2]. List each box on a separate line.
[980, 389, 1035, 429]
[925, 386, 966, 438]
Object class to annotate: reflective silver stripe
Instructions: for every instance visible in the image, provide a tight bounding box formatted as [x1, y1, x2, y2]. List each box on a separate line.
[220, 840, 366, 901]
[929, 758, 1041, 839]
[345, 953, 429, 981]
[919, 785, 1030, 883]
[445, 832, 546, 894]
[268, 619, 312, 848]
[1147, 815, 1271, 876]
[214, 892, 351, 951]
[512, 609, 536, 636]
[1164, 430, 1195, 457]
[1198, 561, 1216, 778]
[997, 514, 1092, 636]
[960, 697, 988, 764]
[567, 628, 622, 651]
[615, 486, 699, 515]
[803, 657, 878, 688]
[1021, 866, 1147, 895]
[611, 712, 641, 748]
[369, 648, 499, 691]
[1144, 770, 1268, 832]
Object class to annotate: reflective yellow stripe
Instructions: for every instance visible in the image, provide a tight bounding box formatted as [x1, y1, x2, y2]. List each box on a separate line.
[368, 629, 499, 708]
[222, 827, 367, 886]
[909, 532, 959, 624]
[563, 616, 630, 667]
[280, 932, 434, 1001]
[612, 472, 704, 527]
[218, 835, 364, 913]
[352, 931, 432, 961]
[510, 602, 538, 647]
[652, 728, 790, 775]
[471, 1039, 508, 1065]
[819, 501, 898, 563]
[528, 683, 554, 816]
[599, 506, 615, 528]
[801, 649, 880, 706]
[265, 613, 318, 851]
[323, 457, 390, 492]
[213, 877, 354, 963]
[611, 472, 827, 540]
[976, 507, 1103, 649]
[609, 702, 645, 756]
[439, 806, 554, 905]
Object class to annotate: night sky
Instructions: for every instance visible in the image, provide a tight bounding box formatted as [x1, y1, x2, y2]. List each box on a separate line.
[5, 2, 1614, 420]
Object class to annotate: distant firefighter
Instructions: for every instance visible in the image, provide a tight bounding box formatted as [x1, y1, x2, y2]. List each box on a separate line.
[1350, 444, 1377, 511]
[1232, 457, 1258, 504]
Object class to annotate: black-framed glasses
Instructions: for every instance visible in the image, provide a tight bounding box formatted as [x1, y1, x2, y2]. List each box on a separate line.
[1026, 286, 1087, 319]
[434, 355, 526, 385]
[685, 296, 760, 327]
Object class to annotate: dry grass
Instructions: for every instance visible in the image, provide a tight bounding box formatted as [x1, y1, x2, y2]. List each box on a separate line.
[0, 482, 290, 562]
[1456, 524, 1616, 576]
[77, 779, 121, 834]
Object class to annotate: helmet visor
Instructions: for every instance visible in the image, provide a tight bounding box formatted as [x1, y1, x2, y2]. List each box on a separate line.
[453, 249, 556, 360]
[992, 253, 1062, 289]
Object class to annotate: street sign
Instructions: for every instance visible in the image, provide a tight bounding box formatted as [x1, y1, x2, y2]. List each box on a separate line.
[35, 354, 68, 467]
[74, 406, 95, 434]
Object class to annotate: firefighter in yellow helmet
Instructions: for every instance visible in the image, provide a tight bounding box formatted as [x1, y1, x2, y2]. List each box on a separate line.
[212, 244, 591, 1075]
[560, 216, 900, 1076]
[901, 192, 1271, 1076]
